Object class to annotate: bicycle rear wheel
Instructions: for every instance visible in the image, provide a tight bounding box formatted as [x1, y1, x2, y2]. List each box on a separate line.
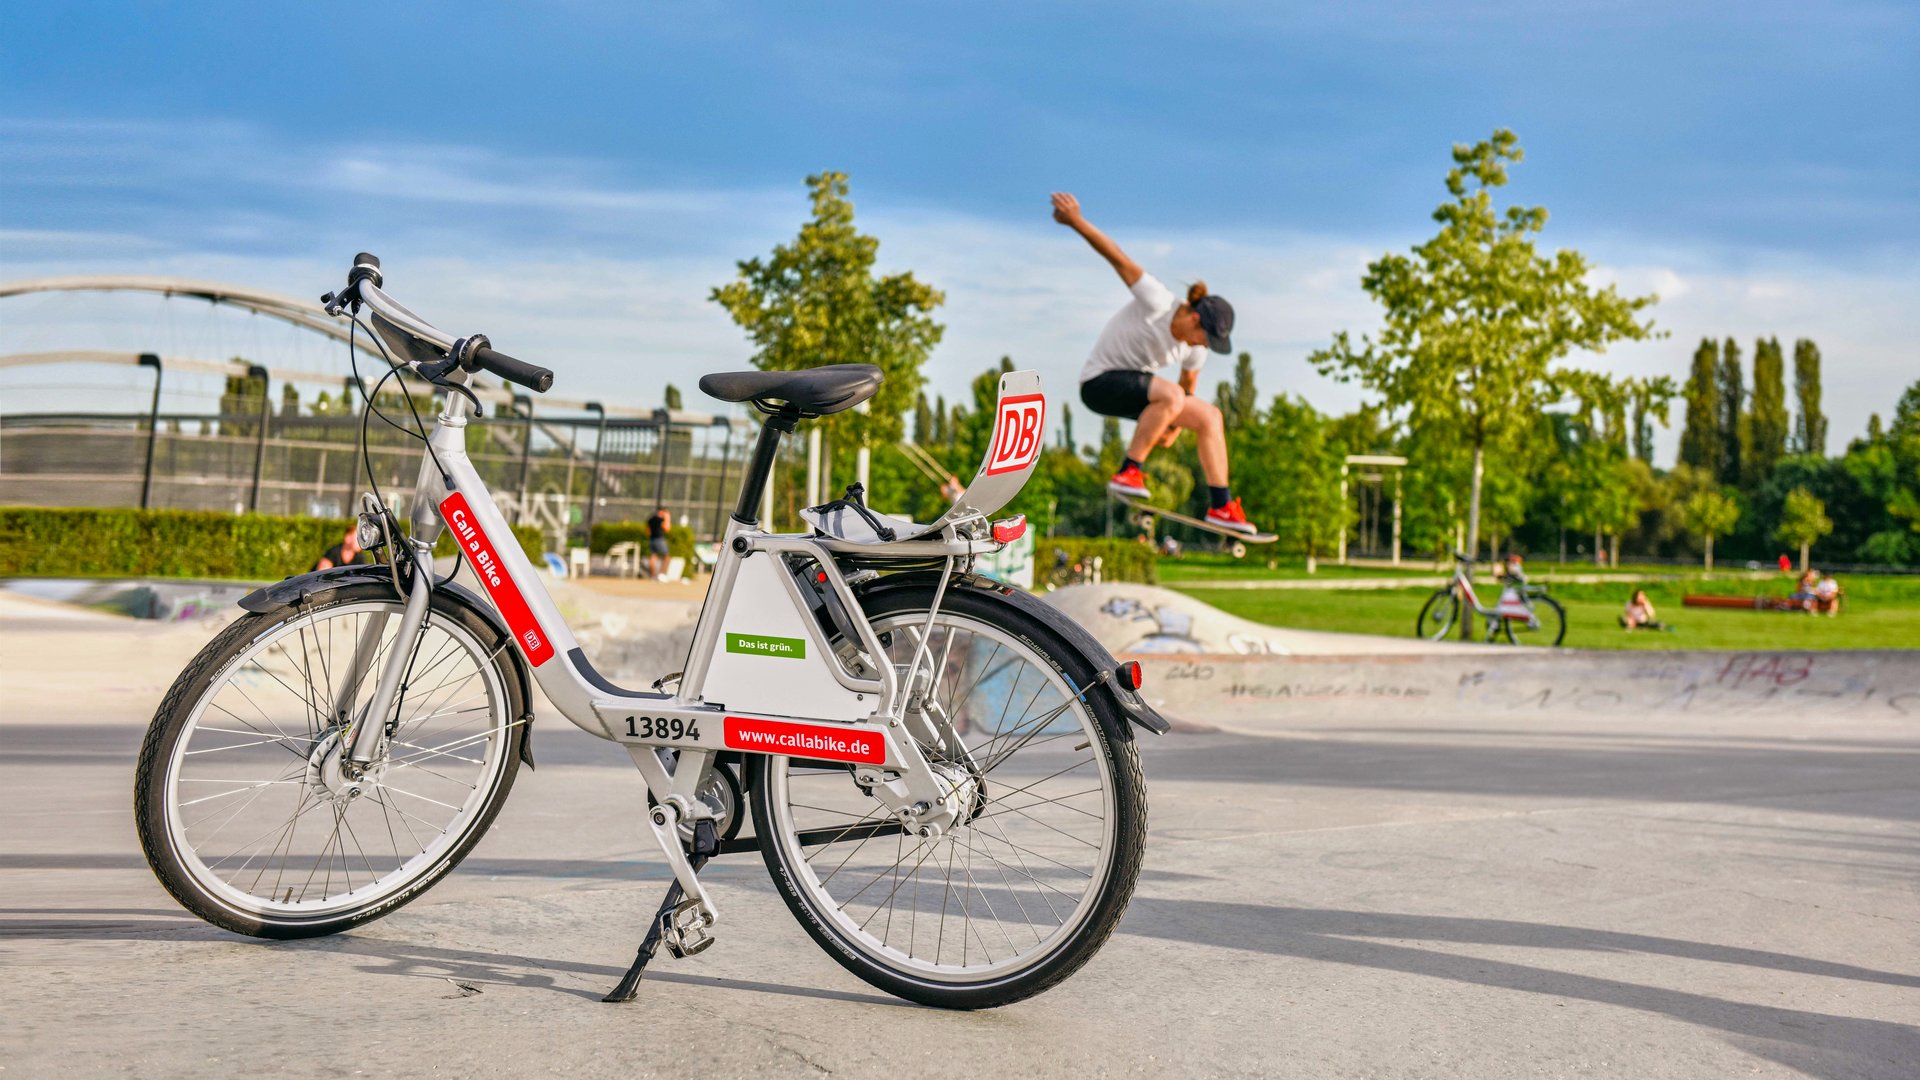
[135, 582, 527, 938]
[1502, 595, 1567, 647]
[751, 585, 1147, 1009]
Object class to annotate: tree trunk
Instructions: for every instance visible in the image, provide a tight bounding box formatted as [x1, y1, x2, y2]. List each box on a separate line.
[1594, 526, 1604, 567]
[1705, 534, 1715, 572]
[1610, 533, 1621, 568]
[1466, 443, 1484, 559]
[1800, 540, 1809, 571]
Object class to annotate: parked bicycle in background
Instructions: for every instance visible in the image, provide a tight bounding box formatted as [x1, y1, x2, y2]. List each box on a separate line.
[1416, 551, 1567, 646]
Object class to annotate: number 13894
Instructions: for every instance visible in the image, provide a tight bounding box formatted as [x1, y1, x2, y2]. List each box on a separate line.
[623, 715, 701, 741]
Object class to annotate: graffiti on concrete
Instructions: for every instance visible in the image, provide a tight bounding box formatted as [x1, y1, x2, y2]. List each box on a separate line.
[1097, 595, 1285, 655]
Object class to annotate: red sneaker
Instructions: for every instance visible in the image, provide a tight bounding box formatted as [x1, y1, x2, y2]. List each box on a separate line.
[1206, 498, 1259, 535]
[1107, 464, 1150, 500]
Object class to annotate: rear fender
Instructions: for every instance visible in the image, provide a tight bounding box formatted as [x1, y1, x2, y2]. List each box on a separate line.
[854, 571, 1170, 738]
[238, 566, 538, 768]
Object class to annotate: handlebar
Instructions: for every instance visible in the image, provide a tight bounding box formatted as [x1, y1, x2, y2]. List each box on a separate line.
[327, 253, 555, 394]
[470, 344, 554, 393]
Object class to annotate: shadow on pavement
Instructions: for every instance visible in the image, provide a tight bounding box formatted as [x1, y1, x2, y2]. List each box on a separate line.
[1127, 899, 1920, 1078]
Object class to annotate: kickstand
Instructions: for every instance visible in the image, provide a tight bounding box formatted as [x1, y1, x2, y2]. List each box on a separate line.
[603, 819, 718, 1003]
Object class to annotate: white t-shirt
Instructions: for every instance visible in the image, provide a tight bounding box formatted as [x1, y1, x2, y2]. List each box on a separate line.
[1078, 273, 1208, 384]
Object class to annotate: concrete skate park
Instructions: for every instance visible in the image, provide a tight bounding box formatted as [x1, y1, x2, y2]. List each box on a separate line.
[3, 578, 1917, 1078]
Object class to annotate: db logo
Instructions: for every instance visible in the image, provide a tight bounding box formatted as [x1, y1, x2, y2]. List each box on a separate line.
[985, 394, 1046, 475]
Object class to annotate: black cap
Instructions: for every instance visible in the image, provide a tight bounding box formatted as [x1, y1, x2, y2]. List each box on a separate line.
[1193, 294, 1234, 354]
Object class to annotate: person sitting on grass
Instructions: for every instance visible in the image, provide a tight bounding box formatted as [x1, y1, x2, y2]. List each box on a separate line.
[1620, 589, 1671, 632]
[1789, 568, 1821, 611]
[1812, 572, 1842, 616]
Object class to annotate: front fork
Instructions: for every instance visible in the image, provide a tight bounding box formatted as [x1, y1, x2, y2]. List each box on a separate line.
[345, 536, 438, 768]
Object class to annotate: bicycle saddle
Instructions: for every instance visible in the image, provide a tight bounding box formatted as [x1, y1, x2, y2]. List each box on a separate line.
[698, 364, 882, 416]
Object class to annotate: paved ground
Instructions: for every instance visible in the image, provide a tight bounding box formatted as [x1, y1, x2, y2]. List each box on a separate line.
[3, 597, 1917, 1078]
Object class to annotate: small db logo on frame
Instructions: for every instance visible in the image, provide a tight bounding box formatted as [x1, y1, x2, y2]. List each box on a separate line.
[985, 393, 1046, 475]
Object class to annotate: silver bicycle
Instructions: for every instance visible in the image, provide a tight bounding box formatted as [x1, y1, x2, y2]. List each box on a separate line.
[1415, 550, 1567, 646]
[133, 254, 1166, 1009]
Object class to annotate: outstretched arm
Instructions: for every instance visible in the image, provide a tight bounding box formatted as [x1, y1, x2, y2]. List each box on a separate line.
[1052, 193, 1142, 287]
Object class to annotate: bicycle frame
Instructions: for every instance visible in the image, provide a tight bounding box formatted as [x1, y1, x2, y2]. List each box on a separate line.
[342, 287, 1049, 923]
[1447, 560, 1543, 634]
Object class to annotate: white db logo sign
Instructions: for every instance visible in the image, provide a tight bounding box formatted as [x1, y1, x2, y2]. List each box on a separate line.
[985, 394, 1046, 475]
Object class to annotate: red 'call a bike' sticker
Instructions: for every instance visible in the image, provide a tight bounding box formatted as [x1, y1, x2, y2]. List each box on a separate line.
[723, 716, 887, 764]
[439, 491, 554, 666]
[985, 393, 1046, 475]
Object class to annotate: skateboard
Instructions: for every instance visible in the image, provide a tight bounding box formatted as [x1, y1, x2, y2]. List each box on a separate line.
[1115, 495, 1277, 558]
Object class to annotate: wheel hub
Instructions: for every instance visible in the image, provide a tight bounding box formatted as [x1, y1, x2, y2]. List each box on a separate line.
[306, 728, 384, 805]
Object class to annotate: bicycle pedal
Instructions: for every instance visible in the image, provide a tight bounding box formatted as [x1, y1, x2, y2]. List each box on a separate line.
[661, 897, 715, 959]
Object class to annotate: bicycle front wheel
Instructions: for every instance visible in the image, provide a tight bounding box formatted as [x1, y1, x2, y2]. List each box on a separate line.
[1502, 594, 1568, 647]
[134, 582, 527, 938]
[1416, 588, 1460, 640]
[751, 585, 1147, 1009]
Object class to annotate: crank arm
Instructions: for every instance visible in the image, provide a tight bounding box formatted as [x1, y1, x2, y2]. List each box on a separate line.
[625, 745, 717, 930]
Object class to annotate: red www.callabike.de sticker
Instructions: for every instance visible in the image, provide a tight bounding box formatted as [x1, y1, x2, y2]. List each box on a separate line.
[440, 491, 554, 666]
[723, 717, 886, 764]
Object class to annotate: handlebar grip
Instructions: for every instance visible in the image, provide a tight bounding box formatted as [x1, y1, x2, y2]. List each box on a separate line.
[473, 346, 554, 393]
[347, 252, 383, 291]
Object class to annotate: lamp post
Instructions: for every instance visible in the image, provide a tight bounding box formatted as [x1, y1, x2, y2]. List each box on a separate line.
[137, 354, 163, 510]
[652, 407, 672, 515]
[513, 393, 534, 521]
[710, 418, 735, 539]
[247, 364, 271, 513]
[583, 401, 606, 545]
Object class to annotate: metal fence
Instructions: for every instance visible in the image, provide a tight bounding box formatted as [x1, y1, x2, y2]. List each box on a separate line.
[0, 405, 760, 548]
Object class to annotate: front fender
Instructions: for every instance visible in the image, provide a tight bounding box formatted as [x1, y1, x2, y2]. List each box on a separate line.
[238, 566, 539, 768]
[855, 571, 1170, 738]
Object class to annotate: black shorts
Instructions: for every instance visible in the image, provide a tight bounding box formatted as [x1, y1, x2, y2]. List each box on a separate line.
[1080, 370, 1154, 420]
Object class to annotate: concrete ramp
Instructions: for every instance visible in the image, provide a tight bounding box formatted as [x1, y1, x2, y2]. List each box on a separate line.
[1040, 583, 1919, 732]
[1125, 649, 1920, 733]
[1047, 582, 1487, 656]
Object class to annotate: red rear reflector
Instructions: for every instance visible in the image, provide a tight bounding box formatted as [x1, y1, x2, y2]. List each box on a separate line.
[991, 515, 1027, 543]
[1117, 661, 1142, 690]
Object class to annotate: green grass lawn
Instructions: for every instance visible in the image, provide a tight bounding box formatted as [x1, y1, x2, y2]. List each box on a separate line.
[1174, 574, 1920, 650]
[1153, 552, 1762, 584]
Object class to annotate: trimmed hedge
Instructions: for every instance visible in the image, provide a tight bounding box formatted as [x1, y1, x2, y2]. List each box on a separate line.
[589, 520, 698, 575]
[0, 506, 542, 581]
[1035, 537, 1158, 585]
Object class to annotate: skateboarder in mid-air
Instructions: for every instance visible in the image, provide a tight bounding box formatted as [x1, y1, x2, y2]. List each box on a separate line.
[1052, 192, 1261, 536]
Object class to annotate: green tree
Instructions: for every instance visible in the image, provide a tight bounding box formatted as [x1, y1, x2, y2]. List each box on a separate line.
[1717, 337, 1744, 486]
[1773, 486, 1833, 571]
[1215, 351, 1259, 431]
[664, 383, 683, 410]
[710, 171, 945, 450]
[1232, 395, 1347, 569]
[912, 392, 933, 444]
[1745, 336, 1788, 486]
[1792, 339, 1827, 455]
[1681, 486, 1740, 571]
[1678, 338, 1722, 474]
[1311, 130, 1659, 560]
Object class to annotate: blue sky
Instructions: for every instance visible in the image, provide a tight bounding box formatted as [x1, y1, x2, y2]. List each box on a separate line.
[3, 2, 1916, 454]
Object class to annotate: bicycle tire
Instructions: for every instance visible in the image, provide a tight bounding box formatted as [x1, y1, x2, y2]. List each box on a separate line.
[750, 583, 1148, 1009]
[135, 581, 527, 939]
[1415, 589, 1460, 640]
[1502, 594, 1567, 647]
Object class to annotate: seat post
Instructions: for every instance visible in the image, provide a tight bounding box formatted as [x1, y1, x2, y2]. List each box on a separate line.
[731, 411, 798, 526]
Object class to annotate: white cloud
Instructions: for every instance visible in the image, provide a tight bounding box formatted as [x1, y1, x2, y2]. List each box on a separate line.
[3, 120, 1915, 460]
